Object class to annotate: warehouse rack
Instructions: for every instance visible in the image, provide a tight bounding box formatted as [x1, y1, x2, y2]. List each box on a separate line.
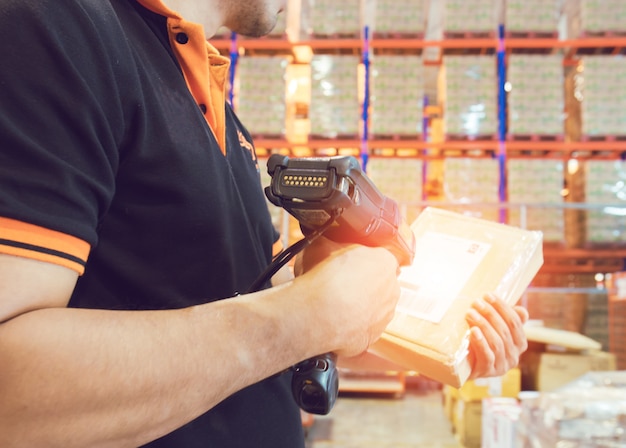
[214, 31, 626, 276]
[213, 33, 626, 159]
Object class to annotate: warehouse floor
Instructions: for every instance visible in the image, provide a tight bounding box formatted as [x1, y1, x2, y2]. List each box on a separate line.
[305, 377, 459, 448]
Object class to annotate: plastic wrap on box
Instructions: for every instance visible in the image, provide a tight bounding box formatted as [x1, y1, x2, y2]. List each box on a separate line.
[608, 273, 626, 371]
[365, 157, 423, 206]
[235, 56, 288, 137]
[562, 0, 626, 38]
[440, 56, 498, 138]
[370, 55, 424, 137]
[303, 0, 362, 37]
[507, 55, 564, 136]
[505, 0, 560, 33]
[443, 0, 501, 34]
[507, 159, 565, 243]
[585, 160, 626, 244]
[580, 56, 626, 137]
[309, 55, 361, 138]
[482, 397, 521, 448]
[370, 0, 425, 36]
[581, 0, 626, 34]
[369, 207, 544, 388]
[516, 371, 626, 447]
[443, 158, 500, 222]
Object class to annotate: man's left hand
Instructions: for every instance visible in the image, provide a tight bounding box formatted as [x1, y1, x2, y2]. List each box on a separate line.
[465, 294, 529, 380]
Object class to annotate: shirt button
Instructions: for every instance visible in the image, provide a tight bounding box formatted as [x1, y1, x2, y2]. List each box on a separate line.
[199, 104, 207, 114]
[175, 32, 189, 44]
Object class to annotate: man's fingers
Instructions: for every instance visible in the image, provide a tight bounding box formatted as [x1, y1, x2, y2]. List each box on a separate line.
[465, 295, 530, 379]
[467, 326, 495, 379]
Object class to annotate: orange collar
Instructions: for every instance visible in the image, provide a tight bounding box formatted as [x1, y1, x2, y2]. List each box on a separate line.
[136, 0, 230, 154]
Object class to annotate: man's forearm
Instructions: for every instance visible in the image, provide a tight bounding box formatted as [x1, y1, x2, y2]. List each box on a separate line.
[0, 283, 313, 448]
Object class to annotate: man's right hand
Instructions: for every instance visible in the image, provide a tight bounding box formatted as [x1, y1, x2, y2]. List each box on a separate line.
[292, 239, 401, 359]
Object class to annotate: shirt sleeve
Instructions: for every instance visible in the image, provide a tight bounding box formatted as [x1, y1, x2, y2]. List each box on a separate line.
[0, 0, 131, 273]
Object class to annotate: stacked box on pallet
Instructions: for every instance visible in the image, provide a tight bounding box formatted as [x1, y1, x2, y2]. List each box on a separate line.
[580, 56, 626, 138]
[371, 0, 425, 37]
[507, 55, 564, 137]
[440, 56, 498, 139]
[507, 159, 564, 242]
[562, 0, 626, 38]
[443, 158, 500, 222]
[504, 0, 560, 34]
[516, 372, 626, 447]
[309, 55, 361, 138]
[525, 290, 605, 338]
[584, 291, 610, 351]
[580, 0, 626, 35]
[235, 56, 288, 137]
[370, 56, 424, 137]
[584, 160, 626, 244]
[443, 0, 500, 35]
[525, 291, 576, 331]
[365, 157, 423, 206]
[304, 0, 361, 37]
[608, 272, 626, 370]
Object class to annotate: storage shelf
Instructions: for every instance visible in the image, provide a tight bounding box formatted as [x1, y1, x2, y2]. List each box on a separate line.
[213, 36, 626, 54]
[541, 246, 626, 274]
[254, 138, 626, 159]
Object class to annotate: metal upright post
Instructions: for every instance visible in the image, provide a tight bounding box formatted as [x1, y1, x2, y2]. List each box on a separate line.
[361, 25, 371, 172]
[497, 24, 508, 224]
[228, 31, 238, 107]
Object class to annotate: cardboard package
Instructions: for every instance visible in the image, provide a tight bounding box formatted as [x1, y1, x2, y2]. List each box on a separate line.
[520, 325, 617, 391]
[454, 399, 483, 448]
[370, 207, 544, 388]
[457, 367, 521, 402]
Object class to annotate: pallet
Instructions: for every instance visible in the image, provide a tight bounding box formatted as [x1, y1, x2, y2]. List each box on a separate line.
[443, 30, 496, 40]
[506, 134, 564, 142]
[505, 31, 558, 39]
[338, 371, 406, 398]
[429, 147, 497, 158]
[580, 30, 626, 38]
[310, 31, 361, 40]
[370, 134, 423, 142]
[445, 133, 498, 142]
[238, 32, 288, 41]
[308, 133, 360, 141]
[372, 31, 424, 40]
[369, 147, 423, 157]
[506, 148, 624, 160]
[581, 135, 626, 142]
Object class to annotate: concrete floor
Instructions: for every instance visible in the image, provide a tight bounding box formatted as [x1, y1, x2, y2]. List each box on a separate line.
[305, 378, 459, 448]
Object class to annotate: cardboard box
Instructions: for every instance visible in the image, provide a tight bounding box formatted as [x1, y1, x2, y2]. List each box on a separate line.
[520, 325, 617, 391]
[457, 367, 521, 402]
[481, 398, 520, 448]
[455, 399, 483, 448]
[370, 207, 544, 388]
[521, 350, 616, 392]
[443, 385, 458, 428]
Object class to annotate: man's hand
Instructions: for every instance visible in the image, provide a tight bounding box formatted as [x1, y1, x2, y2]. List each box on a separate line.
[465, 294, 529, 380]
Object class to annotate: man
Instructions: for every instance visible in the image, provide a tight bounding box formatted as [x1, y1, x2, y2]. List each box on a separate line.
[0, 0, 528, 446]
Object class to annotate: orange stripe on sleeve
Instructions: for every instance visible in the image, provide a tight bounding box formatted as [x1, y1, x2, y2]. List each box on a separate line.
[0, 217, 90, 275]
